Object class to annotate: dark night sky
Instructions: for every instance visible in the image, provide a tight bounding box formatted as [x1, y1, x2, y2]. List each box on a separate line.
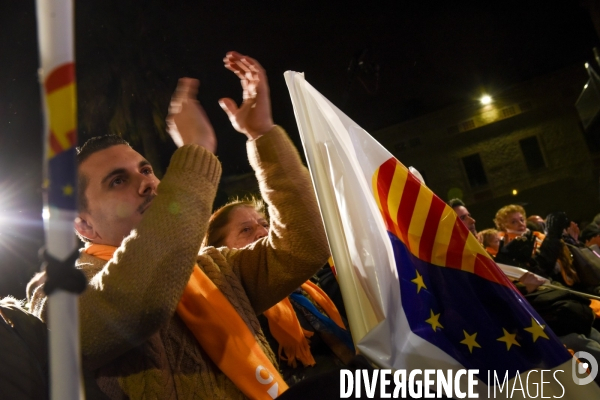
[0, 0, 598, 298]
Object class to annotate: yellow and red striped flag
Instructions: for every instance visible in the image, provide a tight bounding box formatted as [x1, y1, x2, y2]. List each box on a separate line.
[285, 71, 600, 398]
[44, 62, 77, 213]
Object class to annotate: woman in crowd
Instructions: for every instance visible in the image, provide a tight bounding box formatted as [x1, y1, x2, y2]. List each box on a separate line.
[494, 206, 591, 292]
[493, 205, 546, 271]
[492, 208, 600, 378]
[494, 204, 544, 246]
[477, 228, 500, 257]
[203, 197, 355, 385]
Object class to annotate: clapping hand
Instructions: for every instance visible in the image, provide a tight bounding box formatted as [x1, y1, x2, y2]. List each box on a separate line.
[566, 221, 580, 242]
[219, 52, 274, 140]
[167, 78, 217, 153]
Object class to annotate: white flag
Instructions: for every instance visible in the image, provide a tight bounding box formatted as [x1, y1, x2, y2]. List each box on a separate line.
[285, 71, 600, 398]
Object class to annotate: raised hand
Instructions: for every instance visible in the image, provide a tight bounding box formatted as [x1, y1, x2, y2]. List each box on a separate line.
[167, 78, 217, 153]
[545, 211, 570, 239]
[219, 52, 274, 140]
[566, 221, 580, 242]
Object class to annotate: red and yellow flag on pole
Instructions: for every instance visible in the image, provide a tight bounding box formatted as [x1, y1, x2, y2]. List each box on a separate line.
[285, 71, 600, 398]
[35, 0, 84, 399]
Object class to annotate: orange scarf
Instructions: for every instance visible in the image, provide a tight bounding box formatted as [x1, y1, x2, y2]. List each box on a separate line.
[85, 244, 288, 399]
[262, 280, 346, 368]
[485, 247, 498, 257]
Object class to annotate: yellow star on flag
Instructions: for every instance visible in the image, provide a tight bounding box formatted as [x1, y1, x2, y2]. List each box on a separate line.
[460, 330, 481, 353]
[524, 318, 549, 342]
[425, 310, 443, 332]
[411, 270, 427, 293]
[62, 184, 74, 196]
[497, 328, 521, 350]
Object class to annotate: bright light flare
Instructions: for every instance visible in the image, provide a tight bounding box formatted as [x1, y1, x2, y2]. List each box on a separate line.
[512, 189, 518, 196]
[480, 95, 492, 105]
[42, 207, 50, 221]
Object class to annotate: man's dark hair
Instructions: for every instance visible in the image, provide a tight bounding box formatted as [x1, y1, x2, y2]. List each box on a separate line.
[581, 224, 600, 244]
[448, 198, 465, 209]
[77, 135, 130, 212]
[526, 220, 544, 233]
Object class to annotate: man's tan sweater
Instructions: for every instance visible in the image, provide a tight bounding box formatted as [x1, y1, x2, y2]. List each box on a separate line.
[29, 126, 330, 399]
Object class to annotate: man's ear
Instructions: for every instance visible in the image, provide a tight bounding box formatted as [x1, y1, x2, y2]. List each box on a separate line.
[74, 215, 99, 241]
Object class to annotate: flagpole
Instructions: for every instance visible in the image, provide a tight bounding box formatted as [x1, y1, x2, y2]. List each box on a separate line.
[541, 284, 600, 301]
[284, 72, 379, 345]
[35, 1, 86, 399]
[496, 262, 600, 300]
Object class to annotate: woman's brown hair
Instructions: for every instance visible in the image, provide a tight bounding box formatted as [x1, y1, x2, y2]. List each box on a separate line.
[202, 196, 266, 247]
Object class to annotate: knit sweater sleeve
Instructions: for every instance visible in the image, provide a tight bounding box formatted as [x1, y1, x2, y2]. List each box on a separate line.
[227, 126, 330, 314]
[50, 145, 220, 369]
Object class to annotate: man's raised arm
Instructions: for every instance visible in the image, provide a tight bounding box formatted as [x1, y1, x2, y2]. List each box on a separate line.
[217, 52, 330, 314]
[31, 78, 221, 369]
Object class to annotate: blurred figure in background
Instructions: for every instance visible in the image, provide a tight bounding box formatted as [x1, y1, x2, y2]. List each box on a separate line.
[448, 198, 477, 236]
[493, 205, 544, 270]
[494, 205, 532, 241]
[478, 228, 500, 257]
[581, 224, 600, 247]
[527, 215, 546, 234]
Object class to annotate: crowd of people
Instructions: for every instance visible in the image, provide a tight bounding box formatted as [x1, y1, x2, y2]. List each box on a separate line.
[2, 50, 600, 398]
[449, 198, 600, 383]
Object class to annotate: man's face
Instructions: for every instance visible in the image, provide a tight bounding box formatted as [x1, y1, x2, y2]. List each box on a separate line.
[454, 205, 477, 236]
[76, 145, 159, 246]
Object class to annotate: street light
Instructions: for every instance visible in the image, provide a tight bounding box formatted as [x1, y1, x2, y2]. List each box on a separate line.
[480, 95, 492, 105]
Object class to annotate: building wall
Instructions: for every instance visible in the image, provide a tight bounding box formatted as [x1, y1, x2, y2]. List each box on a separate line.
[373, 65, 600, 229]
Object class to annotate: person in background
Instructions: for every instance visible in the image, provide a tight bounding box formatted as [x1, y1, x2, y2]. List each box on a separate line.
[0, 297, 48, 400]
[527, 215, 546, 232]
[494, 204, 532, 242]
[493, 205, 544, 269]
[203, 197, 355, 386]
[448, 198, 477, 236]
[527, 215, 546, 235]
[496, 210, 599, 295]
[492, 211, 600, 382]
[563, 220, 581, 246]
[477, 228, 500, 257]
[581, 224, 600, 248]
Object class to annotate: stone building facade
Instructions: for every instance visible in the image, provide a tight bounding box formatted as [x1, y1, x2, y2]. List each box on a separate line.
[373, 64, 600, 229]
